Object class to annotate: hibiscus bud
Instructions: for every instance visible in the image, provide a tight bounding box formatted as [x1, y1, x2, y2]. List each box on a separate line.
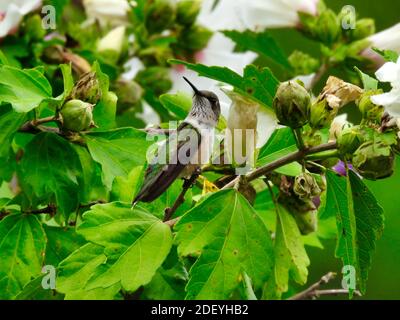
[351, 18, 376, 41]
[176, 0, 201, 26]
[71, 72, 102, 104]
[293, 200, 318, 235]
[353, 141, 395, 180]
[23, 15, 45, 41]
[273, 81, 311, 129]
[136, 67, 172, 96]
[179, 25, 213, 51]
[288, 50, 319, 76]
[309, 99, 335, 129]
[145, 0, 176, 34]
[114, 80, 144, 112]
[315, 9, 340, 44]
[358, 90, 384, 122]
[97, 26, 126, 62]
[61, 99, 94, 132]
[280, 194, 318, 235]
[337, 126, 365, 158]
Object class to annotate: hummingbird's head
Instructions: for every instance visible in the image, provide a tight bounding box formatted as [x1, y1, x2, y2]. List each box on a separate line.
[183, 77, 221, 125]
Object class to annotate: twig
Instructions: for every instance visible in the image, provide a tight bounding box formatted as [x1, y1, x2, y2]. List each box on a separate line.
[287, 272, 361, 300]
[19, 116, 60, 134]
[312, 289, 362, 298]
[23, 204, 57, 216]
[163, 169, 201, 222]
[310, 63, 328, 90]
[222, 142, 337, 190]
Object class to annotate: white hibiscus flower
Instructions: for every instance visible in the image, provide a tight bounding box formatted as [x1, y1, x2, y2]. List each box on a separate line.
[362, 23, 400, 65]
[198, 0, 319, 31]
[0, 0, 41, 38]
[371, 57, 400, 117]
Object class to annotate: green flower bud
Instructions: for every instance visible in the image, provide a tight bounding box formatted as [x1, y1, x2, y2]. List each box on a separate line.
[176, 0, 201, 26]
[358, 90, 384, 122]
[351, 18, 376, 41]
[292, 201, 318, 235]
[273, 81, 311, 129]
[315, 9, 341, 44]
[61, 99, 94, 132]
[179, 25, 213, 51]
[353, 141, 395, 180]
[136, 67, 172, 96]
[280, 194, 318, 235]
[293, 173, 322, 200]
[289, 50, 320, 76]
[337, 126, 365, 158]
[309, 100, 336, 129]
[145, 0, 176, 34]
[23, 15, 45, 41]
[71, 72, 102, 105]
[114, 80, 144, 113]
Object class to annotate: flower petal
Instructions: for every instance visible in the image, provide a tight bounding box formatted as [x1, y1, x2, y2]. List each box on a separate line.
[0, 4, 22, 38]
[375, 61, 400, 83]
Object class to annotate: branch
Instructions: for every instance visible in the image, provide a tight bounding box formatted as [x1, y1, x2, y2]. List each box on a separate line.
[287, 272, 361, 300]
[163, 169, 201, 222]
[23, 204, 57, 216]
[310, 62, 328, 89]
[222, 142, 337, 190]
[19, 116, 61, 134]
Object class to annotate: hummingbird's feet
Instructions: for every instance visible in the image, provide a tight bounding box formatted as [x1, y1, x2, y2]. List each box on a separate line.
[164, 169, 202, 222]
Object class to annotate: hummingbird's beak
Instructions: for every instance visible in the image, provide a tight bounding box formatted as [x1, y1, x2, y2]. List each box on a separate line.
[183, 77, 200, 96]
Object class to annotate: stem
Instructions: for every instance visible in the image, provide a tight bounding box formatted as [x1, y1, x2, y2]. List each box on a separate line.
[163, 169, 201, 222]
[19, 116, 60, 133]
[310, 62, 328, 90]
[306, 150, 339, 161]
[293, 128, 305, 151]
[287, 272, 361, 300]
[222, 142, 337, 190]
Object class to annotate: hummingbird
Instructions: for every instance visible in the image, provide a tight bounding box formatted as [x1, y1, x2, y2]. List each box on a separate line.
[133, 77, 221, 203]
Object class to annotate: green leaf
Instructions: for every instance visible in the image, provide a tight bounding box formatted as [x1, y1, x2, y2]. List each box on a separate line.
[169, 60, 279, 109]
[57, 243, 121, 300]
[257, 128, 301, 176]
[44, 226, 87, 266]
[0, 105, 27, 159]
[60, 63, 74, 101]
[323, 170, 384, 295]
[144, 246, 188, 300]
[0, 214, 47, 299]
[85, 128, 153, 189]
[323, 171, 357, 296]
[72, 144, 106, 204]
[263, 205, 310, 299]
[15, 274, 64, 300]
[110, 166, 145, 203]
[0, 65, 52, 112]
[354, 67, 378, 90]
[223, 30, 292, 70]
[19, 133, 81, 217]
[175, 190, 274, 299]
[372, 48, 399, 63]
[348, 170, 384, 293]
[93, 91, 117, 130]
[77, 202, 173, 292]
[159, 92, 192, 119]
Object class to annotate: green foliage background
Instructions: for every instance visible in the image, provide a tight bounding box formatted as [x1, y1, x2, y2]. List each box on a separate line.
[278, 0, 400, 299]
[0, 0, 399, 300]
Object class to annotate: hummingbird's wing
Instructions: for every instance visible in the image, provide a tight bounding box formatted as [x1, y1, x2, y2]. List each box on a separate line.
[133, 122, 202, 203]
